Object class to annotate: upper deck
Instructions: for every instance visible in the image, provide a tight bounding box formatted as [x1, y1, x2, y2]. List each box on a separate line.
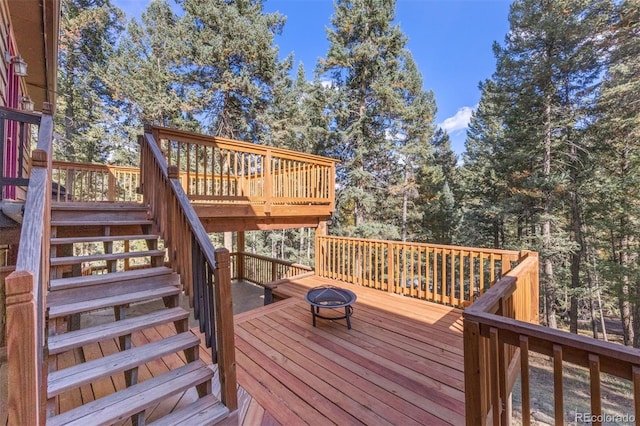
[49, 126, 339, 232]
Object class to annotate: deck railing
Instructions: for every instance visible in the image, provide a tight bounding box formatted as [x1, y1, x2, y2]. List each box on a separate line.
[315, 235, 522, 308]
[0, 106, 42, 200]
[140, 126, 237, 410]
[51, 161, 142, 202]
[150, 126, 337, 210]
[5, 105, 53, 425]
[231, 252, 313, 285]
[229, 252, 312, 304]
[463, 252, 640, 425]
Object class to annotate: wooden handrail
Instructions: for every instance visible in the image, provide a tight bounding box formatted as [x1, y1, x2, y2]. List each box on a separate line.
[5, 106, 53, 426]
[140, 127, 237, 410]
[315, 235, 521, 307]
[463, 252, 640, 425]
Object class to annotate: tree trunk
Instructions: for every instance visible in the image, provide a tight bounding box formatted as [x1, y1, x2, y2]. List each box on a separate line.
[542, 95, 557, 329]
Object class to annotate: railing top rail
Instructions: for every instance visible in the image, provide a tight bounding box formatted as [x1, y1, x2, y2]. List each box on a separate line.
[464, 309, 640, 368]
[151, 125, 340, 166]
[318, 234, 521, 256]
[15, 111, 53, 273]
[0, 105, 42, 125]
[52, 160, 140, 172]
[143, 131, 218, 268]
[239, 251, 313, 270]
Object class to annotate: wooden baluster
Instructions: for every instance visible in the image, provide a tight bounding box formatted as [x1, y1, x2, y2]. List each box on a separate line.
[633, 366, 640, 421]
[520, 336, 531, 426]
[553, 345, 564, 426]
[588, 354, 602, 426]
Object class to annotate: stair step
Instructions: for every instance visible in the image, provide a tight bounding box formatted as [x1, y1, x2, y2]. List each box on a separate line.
[51, 234, 159, 245]
[47, 360, 215, 426]
[50, 266, 173, 291]
[50, 250, 165, 266]
[48, 285, 181, 318]
[48, 307, 190, 355]
[52, 202, 147, 211]
[48, 332, 201, 398]
[51, 219, 153, 227]
[149, 395, 229, 426]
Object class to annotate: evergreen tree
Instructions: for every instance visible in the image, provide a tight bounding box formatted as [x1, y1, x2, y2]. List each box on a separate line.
[591, 1, 640, 345]
[180, 0, 287, 140]
[56, 0, 124, 163]
[107, 0, 199, 131]
[318, 0, 436, 239]
[490, 0, 613, 329]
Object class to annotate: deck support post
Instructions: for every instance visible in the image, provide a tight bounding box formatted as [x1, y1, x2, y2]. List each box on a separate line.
[236, 231, 245, 281]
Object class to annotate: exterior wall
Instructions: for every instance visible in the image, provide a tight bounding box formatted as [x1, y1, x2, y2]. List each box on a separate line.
[0, 0, 28, 201]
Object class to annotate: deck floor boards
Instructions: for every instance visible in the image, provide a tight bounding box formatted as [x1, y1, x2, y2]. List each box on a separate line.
[227, 274, 465, 425]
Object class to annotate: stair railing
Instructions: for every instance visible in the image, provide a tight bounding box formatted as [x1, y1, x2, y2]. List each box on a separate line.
[5, 104, 54, 425]
[139, 125, 237, 410]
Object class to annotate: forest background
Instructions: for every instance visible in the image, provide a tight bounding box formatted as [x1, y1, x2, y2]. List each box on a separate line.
[58, 0, 639, 346]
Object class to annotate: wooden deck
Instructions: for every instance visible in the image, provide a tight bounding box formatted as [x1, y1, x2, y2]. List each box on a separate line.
[1, 275, 464, 425]
[229, 275, 465, 425]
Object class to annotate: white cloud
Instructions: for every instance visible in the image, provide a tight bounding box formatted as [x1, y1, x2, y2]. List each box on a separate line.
[439, 106, 476, 134]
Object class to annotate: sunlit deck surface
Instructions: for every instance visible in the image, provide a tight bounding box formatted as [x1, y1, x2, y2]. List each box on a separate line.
[0, 276, 464, 425]
[229, 275, 465, 425]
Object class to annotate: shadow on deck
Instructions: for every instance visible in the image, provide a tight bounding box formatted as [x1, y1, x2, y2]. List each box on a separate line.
[215, 274, 465, 425]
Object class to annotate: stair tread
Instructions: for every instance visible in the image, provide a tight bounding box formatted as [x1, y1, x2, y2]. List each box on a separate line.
[48, 332, 201, 398]
[51, 219, 153, 226]
[149, 395, 229, 426]
[48, 286, 181, 318]
[50, 266, 173, 291]
[46, 360, 215, 426]
[51, 234, 159, 245]
[48, 307, 190, 355]
[50, 250, 165, 266]
[52, 202, 147, 211]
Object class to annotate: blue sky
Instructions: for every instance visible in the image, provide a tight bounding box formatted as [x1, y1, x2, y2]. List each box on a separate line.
[113, 0, 512, 154]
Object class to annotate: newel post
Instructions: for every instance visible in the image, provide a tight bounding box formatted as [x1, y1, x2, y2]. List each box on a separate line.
[213, 248, 238, 411]
[6, 270, 42, 426]
[463, 317, 485, 426]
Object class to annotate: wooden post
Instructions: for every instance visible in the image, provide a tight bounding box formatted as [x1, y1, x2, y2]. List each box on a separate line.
[264, 150, 272, 214]
[213, 248, 238, 410]
[236, 231, 245, 281]
[6, 271, 42, 426]
[387, 241, 394, 293]
[107, 168, 116, 201]
[464, 318, 485, 426]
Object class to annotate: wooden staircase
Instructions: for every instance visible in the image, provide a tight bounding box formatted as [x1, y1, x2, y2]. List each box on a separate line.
[45, 203, 229, 425]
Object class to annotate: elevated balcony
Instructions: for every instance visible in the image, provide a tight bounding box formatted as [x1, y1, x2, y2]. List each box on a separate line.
[50, 125, 338, 232]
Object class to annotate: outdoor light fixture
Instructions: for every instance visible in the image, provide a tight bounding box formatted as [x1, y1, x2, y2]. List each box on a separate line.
[5, 53, 27, 76]
[21, 96, 34, 111]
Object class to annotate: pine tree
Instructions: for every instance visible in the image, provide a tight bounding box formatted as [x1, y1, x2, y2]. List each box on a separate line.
[591, 0, 640, 345]
[490, 0, 613, 329]
[318, 0, 436, 239]
[180, 0, 287, 140]
[106, 0, 199, 130]
[56, 0, 124, 163]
